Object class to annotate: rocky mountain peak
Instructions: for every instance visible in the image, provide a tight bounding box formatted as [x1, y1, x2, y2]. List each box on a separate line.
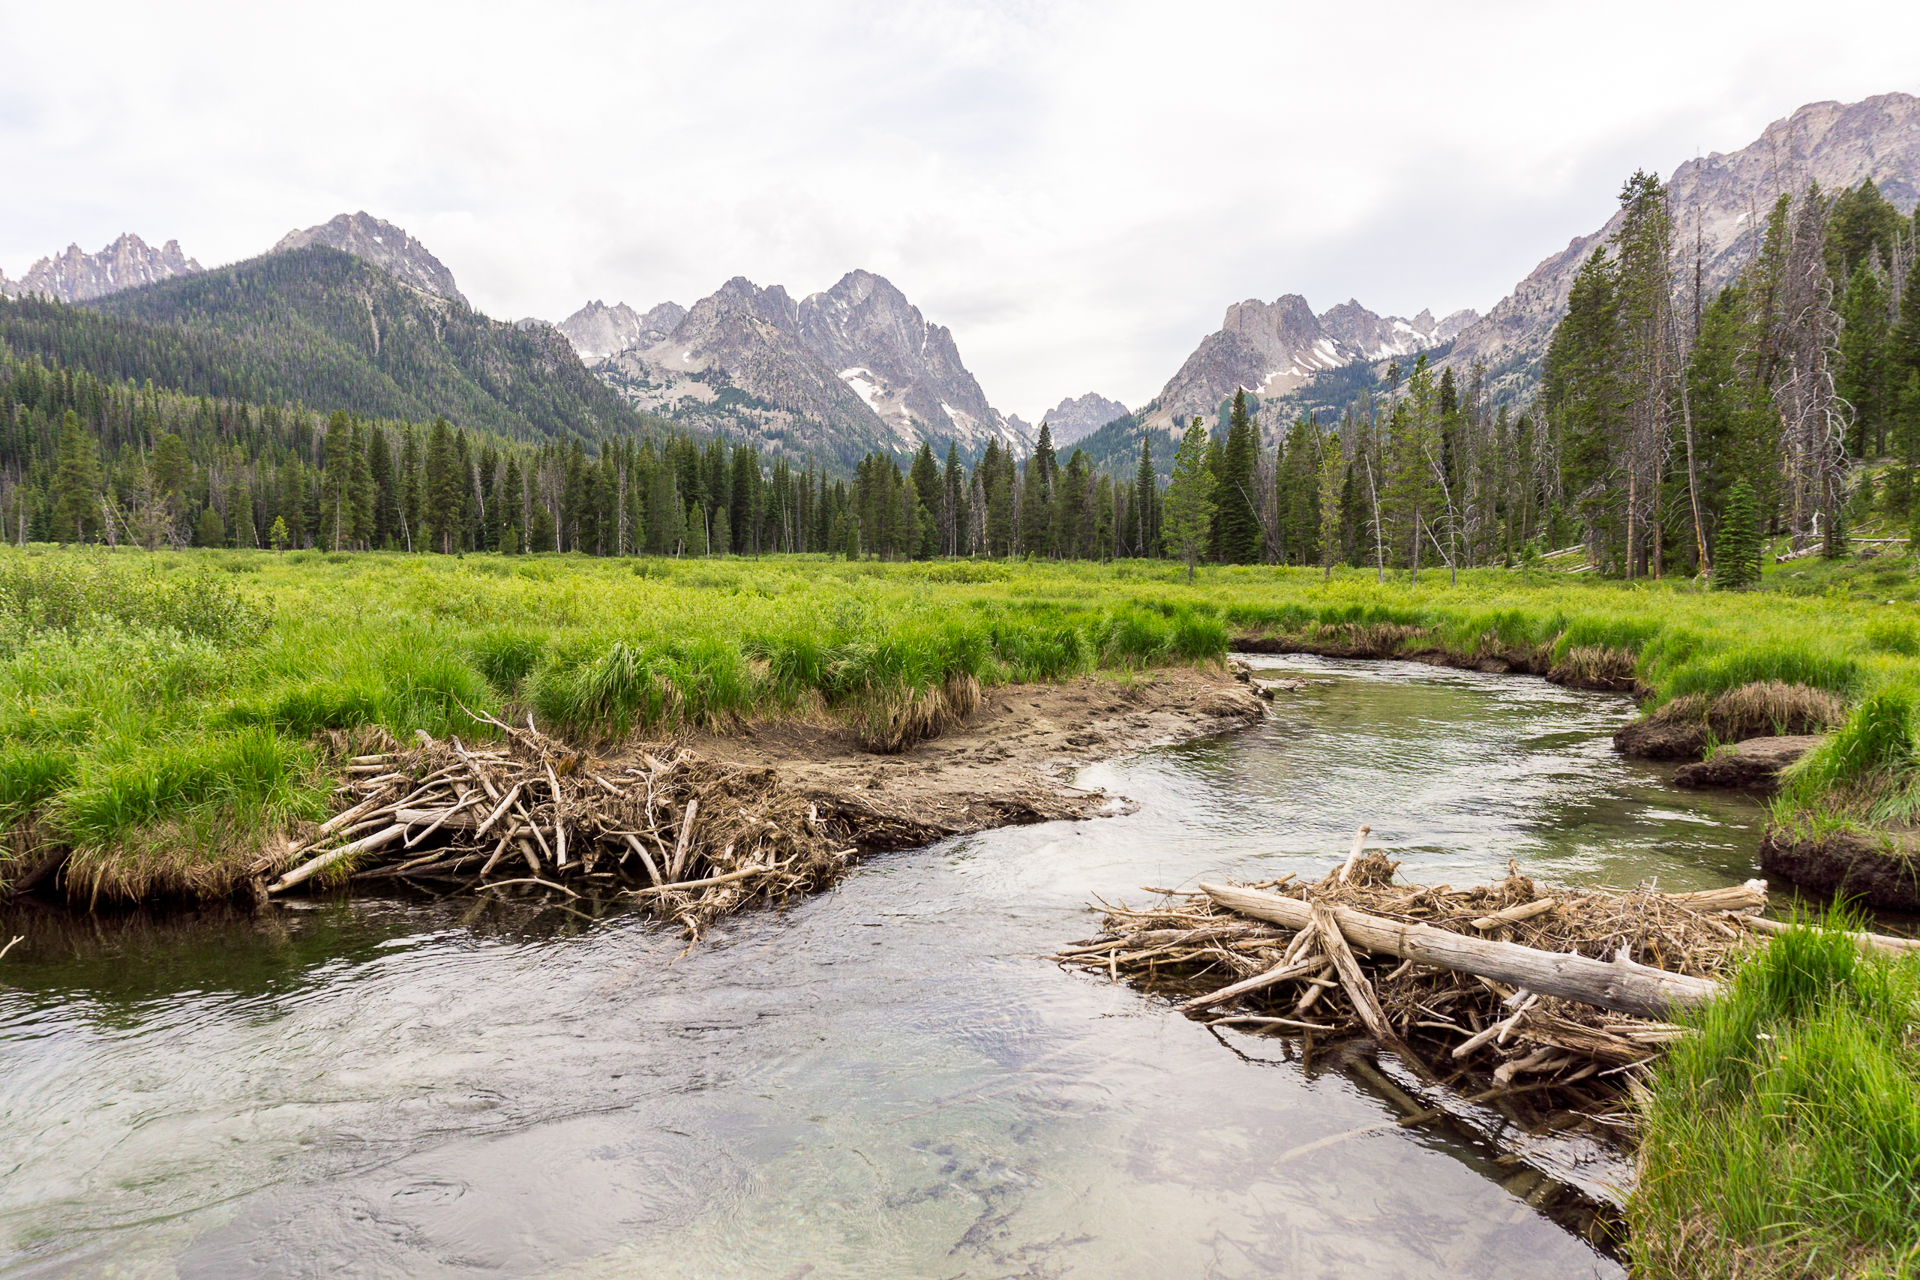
[555, 300, 687, 363]
[1144, 295, 1479, 428]
[1041, 393, 1131, 447]
[1443, 91, 1920, 400]
[0, 233, 202, 303]
[560, 269, 1027, 462]
[273, 212, 466, 305]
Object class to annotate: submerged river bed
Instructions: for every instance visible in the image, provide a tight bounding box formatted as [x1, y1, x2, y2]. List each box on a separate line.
[0, 657, 1764, 1279]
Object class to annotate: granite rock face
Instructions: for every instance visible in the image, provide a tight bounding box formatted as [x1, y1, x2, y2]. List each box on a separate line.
[1039, 393, 1130, 446]
[0, 233, 201, 302]
[1141, 296, 1477, 429]
[273, 212, 466, 305]
[560, 270, 1028, 461]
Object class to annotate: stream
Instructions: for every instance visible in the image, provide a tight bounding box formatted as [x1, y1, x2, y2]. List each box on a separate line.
[0, 655, 1766, 1279]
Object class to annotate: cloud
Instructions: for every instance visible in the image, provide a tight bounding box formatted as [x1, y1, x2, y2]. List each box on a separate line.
[2, 0, 1918, 420]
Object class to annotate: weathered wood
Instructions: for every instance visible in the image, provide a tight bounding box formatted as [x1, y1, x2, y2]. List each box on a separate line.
[1311, 900, 1436, 1081]
[1664, 880, 1768, 912]
[1335, 824, 1371, 884]
[670, 798, 699, 879]
[269, 824, 405, 893]
[1176, 955, 1327, 1011]
[473, 783, 523, 839]
[1740, 913, 1920, 957]
[1199, 882, 1721, 1019]
[1471, 898, 1558, 930]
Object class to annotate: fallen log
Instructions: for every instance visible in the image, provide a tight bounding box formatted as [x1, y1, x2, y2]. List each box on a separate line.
[1198, 882, 1719, 1019]
[1739, 913, 1920, 957]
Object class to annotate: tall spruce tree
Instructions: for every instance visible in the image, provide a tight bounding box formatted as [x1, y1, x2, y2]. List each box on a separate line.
[1163, 417, 1217, 583]
[1214, 389, 1261, 563]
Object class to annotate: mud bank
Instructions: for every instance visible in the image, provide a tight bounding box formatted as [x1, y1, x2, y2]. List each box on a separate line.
[681, 664, 1270, 851]
[1759, 825, 1920, 911]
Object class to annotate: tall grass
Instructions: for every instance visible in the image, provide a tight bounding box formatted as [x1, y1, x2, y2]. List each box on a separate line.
[1630, 911, 1920, 1279]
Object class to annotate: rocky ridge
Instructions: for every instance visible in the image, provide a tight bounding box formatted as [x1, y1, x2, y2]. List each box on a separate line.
[559, 270, 1030, 461]
[1142, 296, 1477, 429]
[1443, 92, 1920, 400]
[0, 233, 202, 303]
[1040, 393, 1130, 446]
[273, 212, 467, 305]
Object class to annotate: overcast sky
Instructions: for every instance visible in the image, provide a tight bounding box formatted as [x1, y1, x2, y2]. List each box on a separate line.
[2, 1, 1918, 420]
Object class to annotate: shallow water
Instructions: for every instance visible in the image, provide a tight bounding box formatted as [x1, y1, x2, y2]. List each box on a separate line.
[0, 657, 1765, 1279]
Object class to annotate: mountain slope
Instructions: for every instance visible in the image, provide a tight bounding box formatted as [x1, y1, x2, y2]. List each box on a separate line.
[1445, 91, 1920, 400]
[1041, 393, 1130, 446]
[1142, 296, 1475, 429]
[0, 233, 201, 302]
[560, 270, 1029, 464]
[274, 212, 467, 305]
[70, 245, 658, 440]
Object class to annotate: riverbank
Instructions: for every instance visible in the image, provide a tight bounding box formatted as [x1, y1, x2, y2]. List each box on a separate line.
[6, 545, 1915, 910]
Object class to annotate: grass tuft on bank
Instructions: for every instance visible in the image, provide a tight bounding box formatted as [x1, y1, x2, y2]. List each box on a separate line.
[1629, 912, 1920, 1280]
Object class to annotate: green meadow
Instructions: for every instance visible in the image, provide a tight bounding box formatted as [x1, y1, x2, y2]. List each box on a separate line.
[2, 543, 1916, 900]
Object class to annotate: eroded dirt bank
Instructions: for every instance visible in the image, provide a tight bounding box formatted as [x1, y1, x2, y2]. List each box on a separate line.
[679, 664, 1270, 851]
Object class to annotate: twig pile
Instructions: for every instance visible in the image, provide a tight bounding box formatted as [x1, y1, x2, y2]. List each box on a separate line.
[257, 714, 857, 934]
[1055, 844, 1772, 1099]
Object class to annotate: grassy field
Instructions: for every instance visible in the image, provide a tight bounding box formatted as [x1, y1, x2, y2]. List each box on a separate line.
[2, 543, 1917, 900]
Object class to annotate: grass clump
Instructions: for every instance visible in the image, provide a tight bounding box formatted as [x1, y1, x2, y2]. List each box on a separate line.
[1630, 911, 1920, 1279]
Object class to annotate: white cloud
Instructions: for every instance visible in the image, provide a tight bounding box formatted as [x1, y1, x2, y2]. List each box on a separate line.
[2, 0, 1917, 420]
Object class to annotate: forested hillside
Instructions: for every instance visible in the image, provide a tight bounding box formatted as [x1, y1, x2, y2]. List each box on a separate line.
[2, 246, 660, 443]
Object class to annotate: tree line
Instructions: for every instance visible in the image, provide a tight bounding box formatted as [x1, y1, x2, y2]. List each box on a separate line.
[1541, 174, 1920, 585]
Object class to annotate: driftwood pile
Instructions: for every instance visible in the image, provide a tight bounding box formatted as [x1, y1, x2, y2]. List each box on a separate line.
[1056, 833, 1779, 1098]
[257, 715, 857, 934]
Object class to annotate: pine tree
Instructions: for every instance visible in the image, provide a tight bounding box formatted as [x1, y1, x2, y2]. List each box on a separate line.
[1215, 389, 1261, 563]
[1713, 478, 1762, 589]
[1133, 435, 1156, 556]
[1163, 417, 1217, 583]
[49, 411, 104, 543]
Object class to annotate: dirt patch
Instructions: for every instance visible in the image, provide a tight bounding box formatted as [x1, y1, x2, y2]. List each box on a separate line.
[1673, 736, 1822, 792]
[680, 664, 1269, 851]
[1234, 623, 1434, 660]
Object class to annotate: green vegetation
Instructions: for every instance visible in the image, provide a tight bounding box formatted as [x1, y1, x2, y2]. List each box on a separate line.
[4, 544, 1918, 905]
[1631, 912, 1920, 1279]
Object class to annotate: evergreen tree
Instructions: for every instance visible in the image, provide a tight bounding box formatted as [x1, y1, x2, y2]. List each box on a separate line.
[1215, 389, 1261, 563]
[1163, 417, 1217, 583]
[49, 411, 104, 543]
[1712, 478, 1762, 589]
[1133, 435, 1156, 557]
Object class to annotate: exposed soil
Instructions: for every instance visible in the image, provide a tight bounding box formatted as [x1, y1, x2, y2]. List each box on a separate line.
[679, 664, 1271, 853]
[1759, 825, 1920, 911]
[1673, 735, 1820, 792]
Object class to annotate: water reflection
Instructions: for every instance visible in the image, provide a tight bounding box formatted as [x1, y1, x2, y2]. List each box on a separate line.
[0, 658, 1760, 1278]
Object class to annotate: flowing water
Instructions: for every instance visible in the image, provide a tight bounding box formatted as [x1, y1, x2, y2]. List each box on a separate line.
[0, 656, 1767, 1279]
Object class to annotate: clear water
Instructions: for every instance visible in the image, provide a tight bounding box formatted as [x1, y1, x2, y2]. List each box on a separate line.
[0, 657, 1764, 1279]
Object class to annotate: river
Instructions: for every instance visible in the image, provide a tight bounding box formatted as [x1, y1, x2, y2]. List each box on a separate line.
[0, 655, 1765, 1279]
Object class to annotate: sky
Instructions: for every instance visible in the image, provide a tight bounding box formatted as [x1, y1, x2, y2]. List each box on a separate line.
[2, 0, 1919, 422]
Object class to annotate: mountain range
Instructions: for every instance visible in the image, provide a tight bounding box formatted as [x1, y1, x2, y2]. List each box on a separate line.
[5, 89, 1918, 467]
[0, 233, 202, 303]
[1140, 298, 1478, 430]
[556, 271, 1030, 463]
